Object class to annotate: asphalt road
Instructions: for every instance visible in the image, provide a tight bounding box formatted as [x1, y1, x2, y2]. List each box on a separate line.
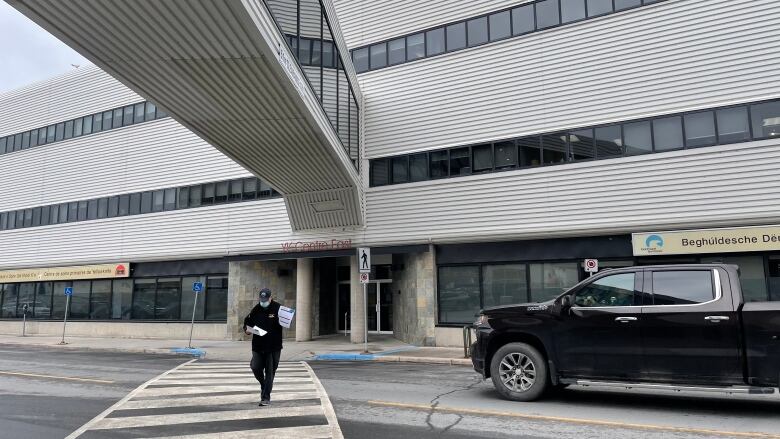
[0, 344, 183, 439]
[310, 361, 780, 439]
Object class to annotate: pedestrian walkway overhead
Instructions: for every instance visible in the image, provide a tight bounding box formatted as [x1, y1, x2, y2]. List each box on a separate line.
[7, 0, 364, 231]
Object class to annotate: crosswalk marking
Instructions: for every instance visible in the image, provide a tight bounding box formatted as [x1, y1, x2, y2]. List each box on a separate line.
[145, 424, 334, 439]
[121, 392, 321, 410]
[67, 360, 343, 439]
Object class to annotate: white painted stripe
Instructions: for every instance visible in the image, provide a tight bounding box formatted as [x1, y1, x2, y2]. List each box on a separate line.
[120, 392, 321, 409]
[303, 362, 345, 439]
[91, 405, 324, 430]
[163, 372, 311, 379]
[141, 424, 333, 439]
[137, 384, 316, 397]
[65, 359, 197, 439]
[0, 370, 115, 384]
[153, 377, 313, 386]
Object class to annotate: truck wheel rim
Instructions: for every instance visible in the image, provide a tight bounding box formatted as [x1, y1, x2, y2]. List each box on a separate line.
[499, 352, 536, 392]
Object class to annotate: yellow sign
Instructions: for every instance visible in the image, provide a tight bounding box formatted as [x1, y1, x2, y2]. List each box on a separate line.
[0, 263, 130, 284]
[633, 225, 780, 256]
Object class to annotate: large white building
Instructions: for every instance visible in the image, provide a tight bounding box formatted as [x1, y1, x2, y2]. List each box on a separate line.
[1, 0, 780, 346]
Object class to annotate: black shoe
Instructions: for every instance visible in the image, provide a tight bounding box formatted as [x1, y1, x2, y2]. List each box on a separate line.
[260, 399, 270, 406]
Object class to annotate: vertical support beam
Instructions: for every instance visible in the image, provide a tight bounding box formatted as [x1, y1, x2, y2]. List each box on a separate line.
[296, 258, 314, 342]
[350, 256, 365, 343]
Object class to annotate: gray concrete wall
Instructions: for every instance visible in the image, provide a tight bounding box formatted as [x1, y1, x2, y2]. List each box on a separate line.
[227, 260, 297, 341]
[391, 251, 436, 346]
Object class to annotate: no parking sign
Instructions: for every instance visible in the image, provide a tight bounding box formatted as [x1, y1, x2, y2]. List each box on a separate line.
[584, 259, 599, 273]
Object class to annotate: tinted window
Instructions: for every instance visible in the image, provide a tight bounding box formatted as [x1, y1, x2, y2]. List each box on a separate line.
[512, 5, 535, 35]
[72, 119, 82, 137]
[93, 113, 103, 132]
[438, 266, 480, 324]
[574, 273, 637, 307]
[536, 0, 560, 29]
[684, 111, 716, 147]
[68, 202, 79, 222]
[134, 103, 145, 123]
[446, 22, 467, 51]
[370, 159, 389, 186]
[82, 115, 93, 135]
[22, 131, 31, 148]
[87, 199, 98, 220]
[483, 264, 528, 307]
[241, 178, 257, 200]
[391, 156, 408, 184]
[205, 276, 229, 320]
[189, 185, 202, 207]
[489, 10, 511, 41]
[215, 181, 229, 203]
[129, 193, 142, 215]
[652, 270, 715, 305]
[570, 128, 595, 161]
[113, 108, 123, 128]
[595, 125, 623, 158]
[409, 153, 428, 182]
[530, 262, 579, 302]
[55, 123, 65, 141]
[561, 0, 587, 23]
[518, 136, 541, 167]
[123, 106, 134, 125]
[426, 28, 445, 56]
[46, 124, 56, 143]
[118, 194, 130, 216]
[155, 278, 181, 320]
[107, 196, 119, 217]
[750, 101, 780, 139]
[201, 183, 215, 205]
[542, 132, 568, 164]
[228, 181, 242, 202]
[132, 279, 156, 319]
[494, 140, 518, 168]
[388, 38, 405, 65]
[467, 16, 488, 46]
[406, 33, 425, 61]
[473, 144, 493, 172]
[64, 120, 74, 139]
[615, 0, 641, 10]
[623, 120, 652, 155]
[430, 150, 449, 178]
[450, 147, 470, 175]
[587, 0, 613, 16]
[716, 106, 750, 143]
[97, 198, 108, 219]
[140, 191, 153, 213]
[153, 189, 165, 212]
[145, 102, 157, 121]
[369, 42, 387, 69]
[352, 47, 368, 72]
[652, 116, 684, 151]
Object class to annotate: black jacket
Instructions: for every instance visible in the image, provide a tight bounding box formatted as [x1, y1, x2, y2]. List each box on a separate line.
[243, 301, 284, 353]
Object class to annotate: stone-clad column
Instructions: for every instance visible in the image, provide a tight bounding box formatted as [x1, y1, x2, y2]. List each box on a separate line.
[350, 255, 366, 343]
[295, 258, 314, 342]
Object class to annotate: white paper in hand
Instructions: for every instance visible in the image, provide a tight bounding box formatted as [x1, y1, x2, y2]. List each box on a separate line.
[250, 326, 267, 336]
[278, 306, 296, 328]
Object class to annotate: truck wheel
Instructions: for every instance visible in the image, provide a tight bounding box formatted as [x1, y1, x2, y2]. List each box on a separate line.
[490, 343, 548, 402]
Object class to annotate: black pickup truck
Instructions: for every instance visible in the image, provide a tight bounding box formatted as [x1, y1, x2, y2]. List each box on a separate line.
[471, 264, 780, 401]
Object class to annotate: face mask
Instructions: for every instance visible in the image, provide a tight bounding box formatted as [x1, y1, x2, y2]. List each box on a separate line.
[260, 300, 270, 308]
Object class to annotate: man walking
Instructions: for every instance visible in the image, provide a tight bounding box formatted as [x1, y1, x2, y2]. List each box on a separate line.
[243, 288, 283, 406]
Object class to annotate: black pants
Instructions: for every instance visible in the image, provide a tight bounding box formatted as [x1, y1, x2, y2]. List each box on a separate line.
[250, 350, 281, 401]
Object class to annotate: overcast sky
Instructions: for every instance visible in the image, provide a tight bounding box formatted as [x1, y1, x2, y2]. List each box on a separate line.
[0, 1, 92, 93]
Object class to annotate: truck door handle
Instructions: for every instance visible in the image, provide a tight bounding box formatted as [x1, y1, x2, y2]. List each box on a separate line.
[704, 316, 730, 322]
[615, 317, 637, 322]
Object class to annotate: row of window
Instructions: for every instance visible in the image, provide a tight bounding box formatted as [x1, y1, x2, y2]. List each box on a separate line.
[0, 177, 280, 232]
[0, 101, 168, 156]
[437, 254, 780, 324]
[287, 35, 340, 68]
[352, 0, 666, 73]
[370, 98, 780, 187]
[0, 276, 227, 321]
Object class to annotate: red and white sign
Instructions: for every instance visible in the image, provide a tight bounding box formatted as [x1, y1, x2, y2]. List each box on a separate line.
[584, 259, 599, 273]
[359, 272, 370, 284]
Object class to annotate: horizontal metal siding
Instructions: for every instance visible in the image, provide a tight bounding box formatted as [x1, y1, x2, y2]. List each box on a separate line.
[0, 119, 249, 211]
[0, 200, 294, 270]
[358, 0, 780, 158]
[361, 140, 780, 246]
[0, 65, 140, 136]
[332, 0, 525, 49]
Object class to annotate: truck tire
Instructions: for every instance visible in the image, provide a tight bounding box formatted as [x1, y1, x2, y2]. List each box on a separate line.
[490, 342, 548, 402]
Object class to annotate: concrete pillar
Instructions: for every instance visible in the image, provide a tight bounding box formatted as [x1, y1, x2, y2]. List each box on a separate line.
[295, 258, 314, 342]
[350, 255, 366, 343]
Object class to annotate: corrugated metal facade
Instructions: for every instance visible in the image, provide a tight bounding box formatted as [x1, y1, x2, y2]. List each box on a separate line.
[332, 0, 525, 49]
[356, 0, 780, 158]
[3, 0, 780, 269]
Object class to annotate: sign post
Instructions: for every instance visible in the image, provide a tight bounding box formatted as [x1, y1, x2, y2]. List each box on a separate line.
[189, 282, 203, 349]
[22, 303, 29, 337]
[584, 259, 599, 277]
[59, 287, 73, 345]
[358, 248, 371, 353]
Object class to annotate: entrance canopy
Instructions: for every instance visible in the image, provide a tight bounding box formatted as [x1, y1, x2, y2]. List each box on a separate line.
[8, 0, 363, 231]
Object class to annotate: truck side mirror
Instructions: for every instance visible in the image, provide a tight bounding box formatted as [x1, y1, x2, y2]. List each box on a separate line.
[561, 295, 572, 308]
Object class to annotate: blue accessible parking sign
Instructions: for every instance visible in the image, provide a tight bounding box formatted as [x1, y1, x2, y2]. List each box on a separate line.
[64, 287, 73, 296]
[193, 282, 203, 293]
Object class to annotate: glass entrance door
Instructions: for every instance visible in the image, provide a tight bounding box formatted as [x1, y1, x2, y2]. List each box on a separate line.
[367, 282, 393, 333]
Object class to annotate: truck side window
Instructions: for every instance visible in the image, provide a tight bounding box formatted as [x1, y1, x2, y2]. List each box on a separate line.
[651, 270, 714, 305]
[573, 273, 638, 307]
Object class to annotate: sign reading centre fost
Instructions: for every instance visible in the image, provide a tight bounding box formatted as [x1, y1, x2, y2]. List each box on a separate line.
[633, 225, 780, 256]
[358, 248, 371, 273]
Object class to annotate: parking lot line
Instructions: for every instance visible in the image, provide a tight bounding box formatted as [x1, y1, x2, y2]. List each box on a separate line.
[367, 400, 780, 438]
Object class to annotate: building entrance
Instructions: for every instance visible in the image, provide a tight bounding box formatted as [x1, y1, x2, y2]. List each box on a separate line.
[336, 280, 393, 334]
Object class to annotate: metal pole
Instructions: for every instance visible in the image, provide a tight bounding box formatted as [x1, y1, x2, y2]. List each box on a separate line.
[188, 292, 198, 349]
[22, 312, 26, 337]
[59, 295, 70, 345]
[344, 312, 348, 337]
[363, 283, 368, 353]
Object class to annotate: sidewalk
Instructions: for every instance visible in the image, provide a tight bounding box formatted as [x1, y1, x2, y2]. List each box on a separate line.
[0, 333, 472, 366]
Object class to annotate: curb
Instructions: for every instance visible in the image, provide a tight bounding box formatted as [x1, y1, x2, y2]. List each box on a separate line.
[0, 340, 205, 358]
[312, 353, 472, 366]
